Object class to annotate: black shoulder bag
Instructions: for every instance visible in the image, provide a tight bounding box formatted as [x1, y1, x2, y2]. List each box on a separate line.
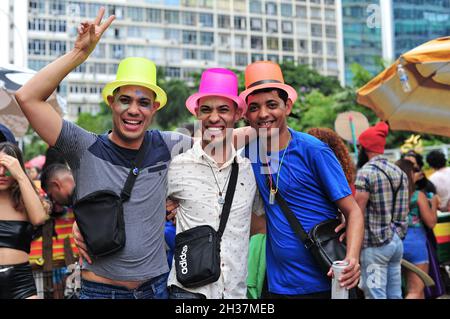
[174, 160, 239, 288]
[73, 138, 148, 258]
[271, 186, 346, 274]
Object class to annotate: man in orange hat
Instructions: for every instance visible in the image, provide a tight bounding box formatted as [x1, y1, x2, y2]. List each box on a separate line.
[355, 122, 409, 299]
[240, 61, 364, 299]
[15, 8, 191, 299]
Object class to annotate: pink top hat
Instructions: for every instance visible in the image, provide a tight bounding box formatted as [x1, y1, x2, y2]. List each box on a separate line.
[186, 68, 247, 115]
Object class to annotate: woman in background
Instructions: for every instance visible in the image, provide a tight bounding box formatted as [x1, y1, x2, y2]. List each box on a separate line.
[396, 159, 439, 299]
[0, 142, 48, 299]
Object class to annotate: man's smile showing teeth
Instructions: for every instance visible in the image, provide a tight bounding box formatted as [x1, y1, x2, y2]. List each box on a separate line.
[123, 119, 142, 125]
[258, 120, 275, 127]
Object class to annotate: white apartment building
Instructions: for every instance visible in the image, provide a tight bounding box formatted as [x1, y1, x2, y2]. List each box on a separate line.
[2, 0, 343, 121]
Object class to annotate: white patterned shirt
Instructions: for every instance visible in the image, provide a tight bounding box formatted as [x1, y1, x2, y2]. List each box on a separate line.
[167, 141, 264, 299]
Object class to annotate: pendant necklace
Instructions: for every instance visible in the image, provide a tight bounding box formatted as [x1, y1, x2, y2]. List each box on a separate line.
[206, 161, 232, 205]
[267, 136, 291, 205]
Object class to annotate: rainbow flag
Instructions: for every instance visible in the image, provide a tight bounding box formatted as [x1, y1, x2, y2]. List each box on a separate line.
[30, 209, 79, 266]
[433, 212, 450, 264]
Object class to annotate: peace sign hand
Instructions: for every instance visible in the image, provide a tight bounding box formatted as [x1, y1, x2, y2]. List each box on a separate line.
[74, 7, 115, 60]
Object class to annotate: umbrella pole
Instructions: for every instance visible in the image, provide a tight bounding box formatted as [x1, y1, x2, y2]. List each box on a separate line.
[349, 115, 358, 160]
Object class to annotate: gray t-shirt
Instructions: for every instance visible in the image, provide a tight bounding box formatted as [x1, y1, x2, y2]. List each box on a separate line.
[55, 120, 191, 281]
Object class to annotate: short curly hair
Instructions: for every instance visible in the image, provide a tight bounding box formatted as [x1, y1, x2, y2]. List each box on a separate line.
[307, 127, 355, 185]
[426, 150, 447, 169]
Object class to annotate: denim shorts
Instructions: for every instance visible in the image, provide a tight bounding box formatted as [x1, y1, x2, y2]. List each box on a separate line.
[79, 272, 169, 299]
[403, 227, 429, 265]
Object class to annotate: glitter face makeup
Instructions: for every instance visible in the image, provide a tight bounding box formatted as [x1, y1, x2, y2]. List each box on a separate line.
[113, 91, 154, 112]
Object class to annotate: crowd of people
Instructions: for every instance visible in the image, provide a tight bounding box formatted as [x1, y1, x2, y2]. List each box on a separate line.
[0, 8, 449, 299]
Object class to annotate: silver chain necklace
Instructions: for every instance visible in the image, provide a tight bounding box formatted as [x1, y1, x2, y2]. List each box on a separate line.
[205, 160, 232, 205]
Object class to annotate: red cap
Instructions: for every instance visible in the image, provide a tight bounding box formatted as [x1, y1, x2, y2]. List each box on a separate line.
[358, 122, 389, 154]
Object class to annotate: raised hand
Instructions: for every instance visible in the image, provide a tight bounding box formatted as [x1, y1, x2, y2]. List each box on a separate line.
[74, 7, 115, 59]
[0, 153, 27, 182]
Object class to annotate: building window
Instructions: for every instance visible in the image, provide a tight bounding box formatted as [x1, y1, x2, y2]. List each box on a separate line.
[91, 43, 106, 58]
[28, 39, 46, 56]
[251, 53, 264, 62]
[234, 35, 247, 49]
[282, 21, 293, 33]
[182, 31, 197, 44]
[128, 7, 144, 21]
[251, 36, 263, 50]
[28, 59, 47, 71]
[282, 39, 293, 51]
[313, 58, 324, 70]
[234, 16, 247, 30]
[266, 2, 277, 15]
[29, 0, 45, 14]
[218, 52, 232, 64]
[267, 37, 279, 50]
[49, 0, 66, 15]
[267, 54, 279, 63]
[200, 32, 214, 45]
[296, 5, 307, 18]
[28, 18, 46, 31]
[250, 18, 262, 31]
[283, 56, 294, 62]
[112, 44, 125, 59]
[311, 24, 323, 37]
[312, 41, 323, 54]
[183, 49, 197, 60]
[249, 0, 262, 14]
[219, 34, 231, 47]
[218, 15, 231, 28]
[266, 20, 278, 33]
[164, 10, 180, 24]
[281, 3, 292, 17]
[165, 67, 181, 78]
[48, 19, 66, 33]
[299, 39, 308, 53]
[200, 50, 214, 61]
[182, 12, 196, 26]
[235, 53, 248, 66]
[326, 41, 336, 56]
[199, 13, 213, 27]
[310, 7, 322, 20]
[325, 9, 335, 21]
[326, 25, 336, 38]
[147, 9, 162, 23]
[166, 48, 182, 62]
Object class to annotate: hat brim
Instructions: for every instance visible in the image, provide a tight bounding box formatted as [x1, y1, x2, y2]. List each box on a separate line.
[239, 83, 298, 106]
[186, 93, 247, 116]
[102, 80, 167, 110]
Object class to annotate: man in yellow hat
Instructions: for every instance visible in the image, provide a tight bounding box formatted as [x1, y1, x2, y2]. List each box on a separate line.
[240, 61, 364, 299]
[15, 8, 191, 299]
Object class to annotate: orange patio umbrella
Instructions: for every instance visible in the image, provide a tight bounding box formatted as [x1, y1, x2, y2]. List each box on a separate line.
[356, 36, 450, 138]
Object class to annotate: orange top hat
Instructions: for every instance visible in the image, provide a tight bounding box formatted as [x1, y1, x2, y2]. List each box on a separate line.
[239, 61, 298, 104]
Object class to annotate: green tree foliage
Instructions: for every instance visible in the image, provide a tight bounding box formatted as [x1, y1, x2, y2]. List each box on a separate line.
[76, 101, 112, 134]
[155, 79, 194, 130]
[23, 129, 47, 161]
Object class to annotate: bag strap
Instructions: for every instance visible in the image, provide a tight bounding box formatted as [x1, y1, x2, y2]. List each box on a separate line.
[216, 159, 239, 239]
[120, 135, 149, 202]
[368, 164, 403, 217]
[266, 176, 314, 249]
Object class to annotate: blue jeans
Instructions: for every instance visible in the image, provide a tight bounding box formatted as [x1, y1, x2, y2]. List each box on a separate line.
[360, 233, 404, 299]
[79, 273, 169, 299]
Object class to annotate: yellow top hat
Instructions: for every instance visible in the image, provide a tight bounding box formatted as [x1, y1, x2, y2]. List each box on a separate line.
[102, 57, 167, 109]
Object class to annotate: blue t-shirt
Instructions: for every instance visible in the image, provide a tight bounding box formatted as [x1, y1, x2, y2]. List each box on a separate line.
[244, 128, 351, 295]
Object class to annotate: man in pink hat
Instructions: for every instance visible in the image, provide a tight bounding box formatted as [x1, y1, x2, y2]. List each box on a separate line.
[240, 61, 364, 299]
[166, 68, 264, 299]
[355, 122, 409, 299]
